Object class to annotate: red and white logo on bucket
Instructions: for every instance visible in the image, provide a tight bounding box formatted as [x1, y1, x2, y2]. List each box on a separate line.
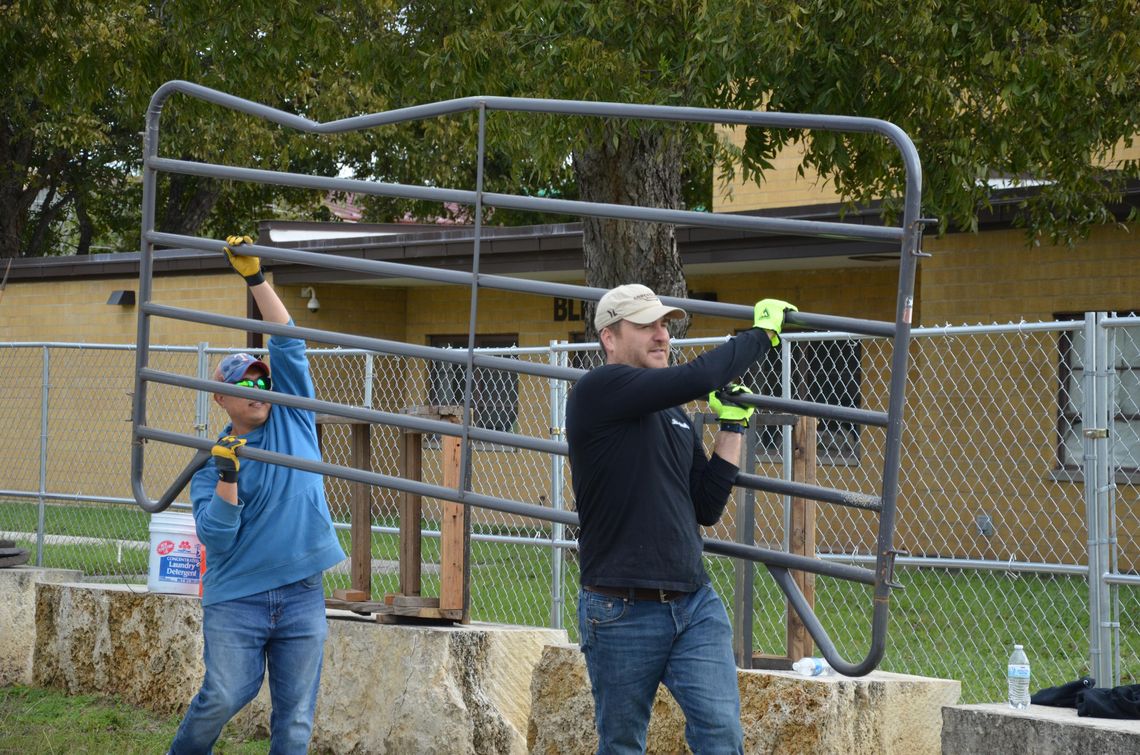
[157, 539, 175, 556]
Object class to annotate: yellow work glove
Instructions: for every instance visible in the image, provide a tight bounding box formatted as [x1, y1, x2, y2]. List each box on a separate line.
[753, 298, 798, 347]
[708, 384, 756, 432]
[211, 435, 247, 483]
[223, 234, 264, 286]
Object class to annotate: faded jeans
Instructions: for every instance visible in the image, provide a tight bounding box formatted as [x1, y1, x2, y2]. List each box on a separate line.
[578, 583, 744, 754]
[169, 574, 328, 755]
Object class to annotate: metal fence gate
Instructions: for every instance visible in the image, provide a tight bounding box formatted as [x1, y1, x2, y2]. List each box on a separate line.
[1, 314, 1137, 700]
[128, 82, 927, 675]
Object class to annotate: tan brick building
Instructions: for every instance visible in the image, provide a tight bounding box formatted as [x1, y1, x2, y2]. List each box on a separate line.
[1, 145, 1137, 567]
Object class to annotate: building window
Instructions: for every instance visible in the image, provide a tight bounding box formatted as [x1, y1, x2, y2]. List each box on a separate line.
[1057, 312, 1140, 475]
[427, 334, 519, 434]
[743, 337, 863, 464]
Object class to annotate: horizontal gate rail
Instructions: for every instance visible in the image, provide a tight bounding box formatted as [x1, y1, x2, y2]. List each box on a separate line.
[135, 423, 879, 589]
[132, 81, 926, 676]
[147, 230, 898, 339]
[735, 472, 883, 513]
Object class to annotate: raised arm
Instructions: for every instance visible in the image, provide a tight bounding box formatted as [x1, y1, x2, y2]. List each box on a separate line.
[223, 234, 289, 325]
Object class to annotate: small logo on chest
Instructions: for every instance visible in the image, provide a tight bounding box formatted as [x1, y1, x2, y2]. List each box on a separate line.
[670, 417, 690, 431]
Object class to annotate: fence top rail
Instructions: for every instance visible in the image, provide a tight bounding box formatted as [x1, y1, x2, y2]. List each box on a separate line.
[1103, 314, 1140, 328]
[908, 320, 1084, 338]
[0, 342, 199, 352]
[149, 81, 920, 183]
[145, 82, 921, 245]
[150, 158, 904, 244]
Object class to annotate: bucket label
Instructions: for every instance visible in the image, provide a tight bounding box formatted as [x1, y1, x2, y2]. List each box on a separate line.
[156, 539, 202, 583]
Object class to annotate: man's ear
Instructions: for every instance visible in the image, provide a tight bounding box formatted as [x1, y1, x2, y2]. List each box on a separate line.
[213, 393, 225, 407]
[599, 326, 614, 360]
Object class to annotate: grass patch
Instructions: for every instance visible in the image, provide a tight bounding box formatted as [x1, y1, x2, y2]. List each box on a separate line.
[0, 685, 268, 754]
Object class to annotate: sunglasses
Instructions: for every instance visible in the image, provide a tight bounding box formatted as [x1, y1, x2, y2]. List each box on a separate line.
[234, 376, 272, 391]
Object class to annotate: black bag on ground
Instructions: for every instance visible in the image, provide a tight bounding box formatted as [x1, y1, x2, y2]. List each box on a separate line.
[1077, 684, 1140, 719]
[1030, 677, 1095, 708]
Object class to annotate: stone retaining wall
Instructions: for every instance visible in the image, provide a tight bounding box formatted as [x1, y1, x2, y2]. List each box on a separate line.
[27, 578, 566, 754]
[942, 703, 1140, 755]
[0, 567, 82, 686]
[4, 569, 987, 754]
[529, 643, 962, 754]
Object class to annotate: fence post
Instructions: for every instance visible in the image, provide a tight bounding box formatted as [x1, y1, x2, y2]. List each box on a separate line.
[36, 346, 49, 566]
[363, 352, 374, 408]
[787, 416, 818, 661]
[1083, 312, 1113, 686]
[548, 341, 566, 630]
[194, 342, 210, 438]
[780, 337, 794, 550]
[732, 420, 758, 668]
[1104, 320, 1121, 687]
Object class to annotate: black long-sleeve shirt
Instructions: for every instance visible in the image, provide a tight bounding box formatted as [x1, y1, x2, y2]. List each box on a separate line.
[566, 328, 772, 591]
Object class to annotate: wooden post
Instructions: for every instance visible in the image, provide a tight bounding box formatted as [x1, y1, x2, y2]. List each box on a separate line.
[787, 415, 818, 661]
[374, 405, 469, 623]
[397, 427, 423, 597]
[438, 412, 469, 620]
[317, 406, 470, 622]
[349, 422, 372, 599]
[316, 416, 372, 603]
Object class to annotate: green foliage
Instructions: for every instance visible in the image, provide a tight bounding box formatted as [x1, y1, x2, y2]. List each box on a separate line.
[2, 1, 1136, 258]
[754, 0, 1140, 241]
[0, 1, 401, 257]
[394, 0, 1140, 243]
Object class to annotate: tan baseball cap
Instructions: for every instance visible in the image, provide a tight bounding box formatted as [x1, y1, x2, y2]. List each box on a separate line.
[594, 284, 687, 330]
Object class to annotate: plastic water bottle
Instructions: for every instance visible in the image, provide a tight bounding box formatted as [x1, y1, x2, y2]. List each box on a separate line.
[1007, 644, 1031, 708]
[792, 657, 833, 676]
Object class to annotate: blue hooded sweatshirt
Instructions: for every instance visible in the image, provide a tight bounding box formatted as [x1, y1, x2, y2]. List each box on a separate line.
[190, 332, 345, 606]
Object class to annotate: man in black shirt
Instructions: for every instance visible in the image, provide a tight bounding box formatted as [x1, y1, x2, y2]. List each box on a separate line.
[567, 284, 794, 754]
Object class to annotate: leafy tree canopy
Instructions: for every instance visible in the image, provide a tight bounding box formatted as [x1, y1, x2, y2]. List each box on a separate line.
[2, 0, 1136, 268]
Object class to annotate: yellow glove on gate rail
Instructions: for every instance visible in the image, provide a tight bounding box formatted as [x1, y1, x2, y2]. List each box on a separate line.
[212, 435, 247, 483]
[708, 384, 755, 432]
[223, 234, 264, 286]
[753, 298, 797, 346]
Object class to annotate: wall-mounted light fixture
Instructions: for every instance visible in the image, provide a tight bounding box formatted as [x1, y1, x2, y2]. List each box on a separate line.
[300, 286, 319, 313]
[106, 290, 136, 307]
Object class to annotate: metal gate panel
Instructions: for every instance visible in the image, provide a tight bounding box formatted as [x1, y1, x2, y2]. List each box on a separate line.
[131, 81, 926, 675]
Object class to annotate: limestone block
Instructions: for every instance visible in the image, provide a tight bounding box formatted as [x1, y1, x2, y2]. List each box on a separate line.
[528, 644, 961, 755]
[33, 582, 204, 713]
[0, 567, 83, 686]
[32, 583, 567, 754]
[232, 617, 566, 754]
[942, 703, 1140, 755]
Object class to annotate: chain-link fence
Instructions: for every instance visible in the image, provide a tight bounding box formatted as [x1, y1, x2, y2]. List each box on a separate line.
[2, 316, 1137, 702]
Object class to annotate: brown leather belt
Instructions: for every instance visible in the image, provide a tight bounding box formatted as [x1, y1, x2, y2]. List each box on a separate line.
[586, 585, 690, 603]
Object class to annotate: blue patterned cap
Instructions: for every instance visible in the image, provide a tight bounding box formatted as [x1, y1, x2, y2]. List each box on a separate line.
[216, 352, 269, 383]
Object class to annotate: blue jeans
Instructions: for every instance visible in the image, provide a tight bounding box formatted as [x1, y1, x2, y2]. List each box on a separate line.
[169, 574, 328, 755]
[578, 583, 743, 754]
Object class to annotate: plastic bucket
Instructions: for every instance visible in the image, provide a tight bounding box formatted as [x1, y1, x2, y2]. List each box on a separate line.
[147, 512, 203, 596]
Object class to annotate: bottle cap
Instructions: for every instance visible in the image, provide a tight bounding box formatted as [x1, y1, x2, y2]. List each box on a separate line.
[1014, 644, 1023, 649]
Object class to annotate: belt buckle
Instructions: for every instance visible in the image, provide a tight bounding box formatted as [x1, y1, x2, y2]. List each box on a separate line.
[657, 589, 668, 603]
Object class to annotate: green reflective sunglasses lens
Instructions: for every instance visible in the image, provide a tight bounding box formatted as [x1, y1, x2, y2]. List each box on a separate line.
[235, 377, 271, 390]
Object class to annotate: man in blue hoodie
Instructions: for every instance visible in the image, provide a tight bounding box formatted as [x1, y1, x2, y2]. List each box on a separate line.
[169, 236, 345, 755]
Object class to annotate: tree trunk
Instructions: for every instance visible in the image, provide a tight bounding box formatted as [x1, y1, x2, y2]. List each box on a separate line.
[0, 126, 43, 258]
[161, 175, 223, 235]
[573, 125, 690, 341]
